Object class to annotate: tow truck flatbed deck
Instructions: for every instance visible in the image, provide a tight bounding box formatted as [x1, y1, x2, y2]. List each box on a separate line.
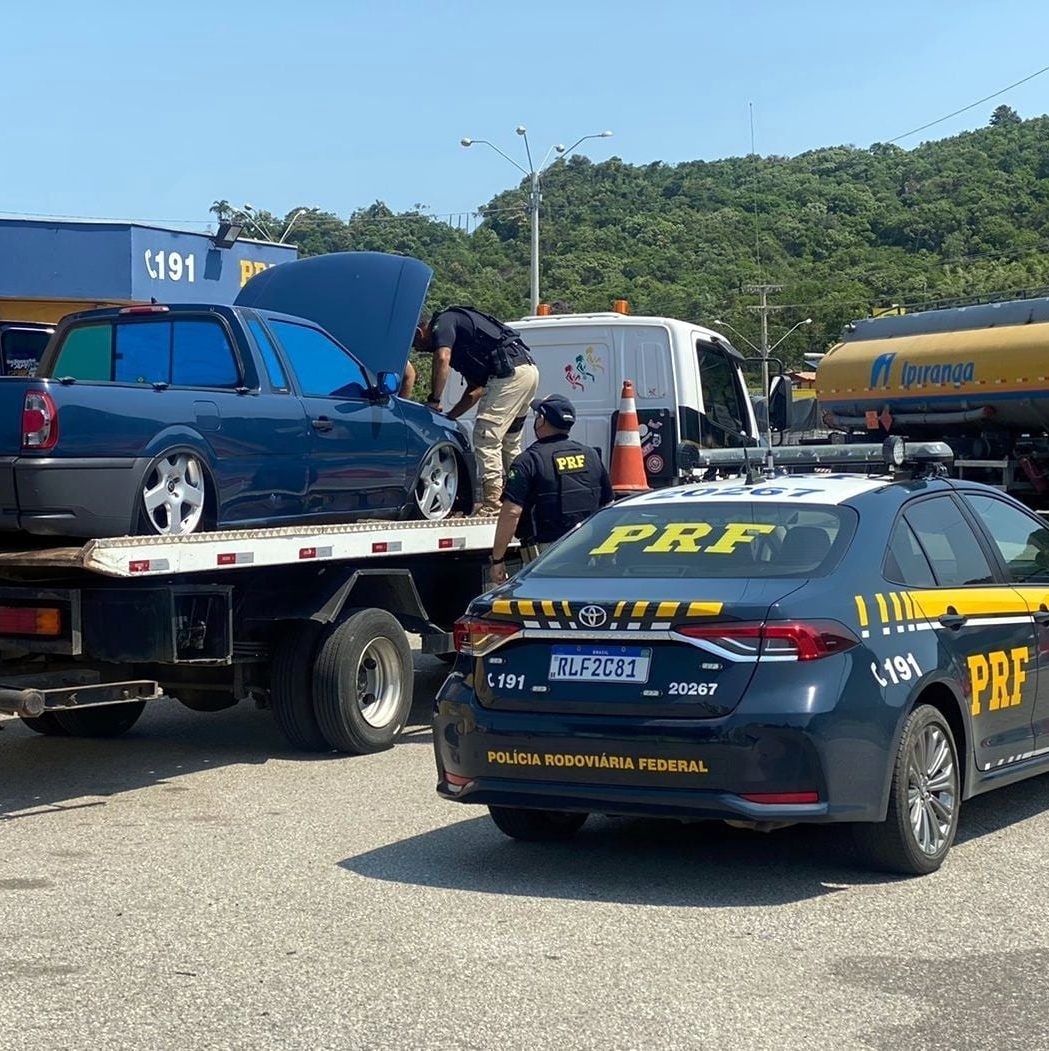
[0, 515, 500, 579]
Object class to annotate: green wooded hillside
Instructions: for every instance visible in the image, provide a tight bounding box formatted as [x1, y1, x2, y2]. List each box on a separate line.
[216, 111, 1049, 371]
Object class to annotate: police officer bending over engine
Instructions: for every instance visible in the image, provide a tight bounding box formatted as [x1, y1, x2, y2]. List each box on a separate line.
[413, 306, 540, 515]
[489, 394, 613, 585]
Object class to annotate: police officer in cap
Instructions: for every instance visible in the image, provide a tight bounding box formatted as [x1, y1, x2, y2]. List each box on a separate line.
[488, 394, 613, 584]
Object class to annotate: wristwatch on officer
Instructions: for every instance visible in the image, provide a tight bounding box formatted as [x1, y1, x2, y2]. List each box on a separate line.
[426, 393, 441, 407]
[490, 556, 505, 565]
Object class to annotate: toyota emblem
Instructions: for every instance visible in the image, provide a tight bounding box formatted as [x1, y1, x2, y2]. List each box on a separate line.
[578, 605, 607, 628]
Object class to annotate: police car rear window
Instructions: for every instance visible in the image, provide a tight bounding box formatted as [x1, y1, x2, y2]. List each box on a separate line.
[529, 502, 856, 579]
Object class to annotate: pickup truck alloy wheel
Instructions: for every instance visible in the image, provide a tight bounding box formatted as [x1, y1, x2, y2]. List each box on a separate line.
[142, 452, 209, 535]
[854, 704, 960, 875]
[414, 445, 459, 520]
[313, 608, 413, 753]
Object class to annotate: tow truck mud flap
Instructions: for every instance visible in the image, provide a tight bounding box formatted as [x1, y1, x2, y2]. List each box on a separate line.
[0, 669, 161, 718]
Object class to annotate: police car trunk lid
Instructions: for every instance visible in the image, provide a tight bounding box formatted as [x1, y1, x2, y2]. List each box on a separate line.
[462, 579, 810, 718]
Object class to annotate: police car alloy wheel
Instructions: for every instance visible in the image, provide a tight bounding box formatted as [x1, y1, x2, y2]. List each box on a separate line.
[853, 704, 960, 875]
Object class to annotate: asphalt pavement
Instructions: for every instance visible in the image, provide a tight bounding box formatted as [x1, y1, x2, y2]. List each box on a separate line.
[2, 652, 1048, 1051]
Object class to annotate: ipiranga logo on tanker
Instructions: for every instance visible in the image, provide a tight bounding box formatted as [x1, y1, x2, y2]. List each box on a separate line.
[869, 351, 977, 390]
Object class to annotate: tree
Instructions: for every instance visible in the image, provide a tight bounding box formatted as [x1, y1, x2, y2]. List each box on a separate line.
[209, 199, 233, 221]
[990, 105, 1021, 127]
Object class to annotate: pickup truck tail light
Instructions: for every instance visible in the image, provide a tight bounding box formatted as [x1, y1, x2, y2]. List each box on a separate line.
[23, 391, 59, 450]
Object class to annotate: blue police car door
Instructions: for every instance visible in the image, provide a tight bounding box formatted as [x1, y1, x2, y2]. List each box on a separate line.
[897, 495, 1037, 773]
[958, 490, 1049, 762]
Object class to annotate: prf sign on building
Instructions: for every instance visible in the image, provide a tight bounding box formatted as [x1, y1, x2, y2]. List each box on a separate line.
[0, 218, 297, 324]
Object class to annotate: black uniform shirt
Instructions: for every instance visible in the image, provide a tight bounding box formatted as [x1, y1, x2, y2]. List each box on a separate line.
[503, 434, 614, 543]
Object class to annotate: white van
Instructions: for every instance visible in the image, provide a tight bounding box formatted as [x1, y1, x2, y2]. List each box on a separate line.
[439, 309, 764, 487]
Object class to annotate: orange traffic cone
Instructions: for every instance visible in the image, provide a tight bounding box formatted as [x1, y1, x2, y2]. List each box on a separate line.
[610, 380, 651, 494]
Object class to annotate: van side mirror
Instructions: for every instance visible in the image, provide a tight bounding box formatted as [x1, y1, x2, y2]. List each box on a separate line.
[769, 374, 793, 432]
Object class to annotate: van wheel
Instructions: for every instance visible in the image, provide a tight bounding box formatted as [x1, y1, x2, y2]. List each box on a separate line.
[19, 712, 70, 736]
[54, 701, 147, 738]
[853, 704, 960, 875]
[312, 609, 413, 754]
[270, 621, 330, 752]
[488, 806, 589, 842]
[139, 450, 214, 535]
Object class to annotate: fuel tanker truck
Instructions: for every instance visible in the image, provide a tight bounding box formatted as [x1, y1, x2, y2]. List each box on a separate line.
[681, 295, 1049, 509]
[812, 296, 1049, 506]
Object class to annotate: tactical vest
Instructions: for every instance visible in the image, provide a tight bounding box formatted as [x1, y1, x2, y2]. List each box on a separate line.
[434, 306, 531, 387]
[522, 438, 605, 544]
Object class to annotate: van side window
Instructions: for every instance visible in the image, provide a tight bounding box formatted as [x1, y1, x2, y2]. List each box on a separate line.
[697, 341, 748, 447]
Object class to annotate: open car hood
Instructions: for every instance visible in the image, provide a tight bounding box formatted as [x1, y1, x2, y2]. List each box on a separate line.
[235, 251, 432, 381]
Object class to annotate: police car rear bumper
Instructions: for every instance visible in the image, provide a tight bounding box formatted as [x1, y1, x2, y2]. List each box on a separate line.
[433, 690, 889, 824]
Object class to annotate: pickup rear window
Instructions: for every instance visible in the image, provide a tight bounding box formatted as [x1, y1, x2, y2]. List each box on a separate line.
[52, 319, 239, 388]
[0, 327, 51, 377]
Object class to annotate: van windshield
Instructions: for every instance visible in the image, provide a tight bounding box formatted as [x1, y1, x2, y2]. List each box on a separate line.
[697, 340, 751, 447]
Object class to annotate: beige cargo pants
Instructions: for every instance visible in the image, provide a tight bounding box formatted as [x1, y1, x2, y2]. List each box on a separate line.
[473, 362, 540, 510]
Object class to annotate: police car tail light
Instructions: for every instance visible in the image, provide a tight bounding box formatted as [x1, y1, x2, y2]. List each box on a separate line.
[453, 616, 521, 656]
[676, 620, 858, 661]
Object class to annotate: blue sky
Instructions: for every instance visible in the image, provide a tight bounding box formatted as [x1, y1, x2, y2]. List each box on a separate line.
[4, 0, 1049, 232]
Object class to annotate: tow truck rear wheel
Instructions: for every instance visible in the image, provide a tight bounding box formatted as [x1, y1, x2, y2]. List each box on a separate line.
[312, 609, 413, 754]
[18, 712, 70, 736]
[270, 620, 330, 753]
[488, 806, 589, 842]
[54, 701, 147, 738]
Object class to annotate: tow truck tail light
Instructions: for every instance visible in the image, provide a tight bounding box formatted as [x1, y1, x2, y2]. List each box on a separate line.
[0, 605, 62, 636]
[22, 391, 58, 450]
[675, 620, 859, 661]
[453, 616, 521, 656]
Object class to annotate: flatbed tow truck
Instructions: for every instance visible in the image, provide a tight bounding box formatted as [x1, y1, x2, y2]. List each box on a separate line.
[0, 517, 499, 753]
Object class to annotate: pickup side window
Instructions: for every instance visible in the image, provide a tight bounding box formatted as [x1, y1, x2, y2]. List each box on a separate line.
[53, 324, 112, 380]
[1, 327, 52, 377]
[247, 319, 289, 392]
[171, 321, 239, 388]
[53, 319, 238, 388]
[268, 320, 368, 399]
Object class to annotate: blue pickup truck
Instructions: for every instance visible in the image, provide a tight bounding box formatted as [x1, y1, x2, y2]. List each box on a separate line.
[0, 253, 474, 538]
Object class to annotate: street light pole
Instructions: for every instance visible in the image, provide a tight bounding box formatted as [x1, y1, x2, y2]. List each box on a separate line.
[462, 128, 612, 314]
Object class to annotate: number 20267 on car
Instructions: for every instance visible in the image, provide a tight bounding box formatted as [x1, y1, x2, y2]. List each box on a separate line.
[548, 645, 652, 683]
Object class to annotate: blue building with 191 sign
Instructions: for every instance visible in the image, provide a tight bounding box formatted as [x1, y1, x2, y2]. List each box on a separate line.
[0, 217, 298, 323]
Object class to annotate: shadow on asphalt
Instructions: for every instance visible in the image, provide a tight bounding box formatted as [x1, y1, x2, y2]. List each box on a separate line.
[337, 765, 1049, 907]
[0, 653, 447, 818]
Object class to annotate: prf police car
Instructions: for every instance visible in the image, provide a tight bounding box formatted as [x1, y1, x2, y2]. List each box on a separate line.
[434, 451, 1049, 875]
